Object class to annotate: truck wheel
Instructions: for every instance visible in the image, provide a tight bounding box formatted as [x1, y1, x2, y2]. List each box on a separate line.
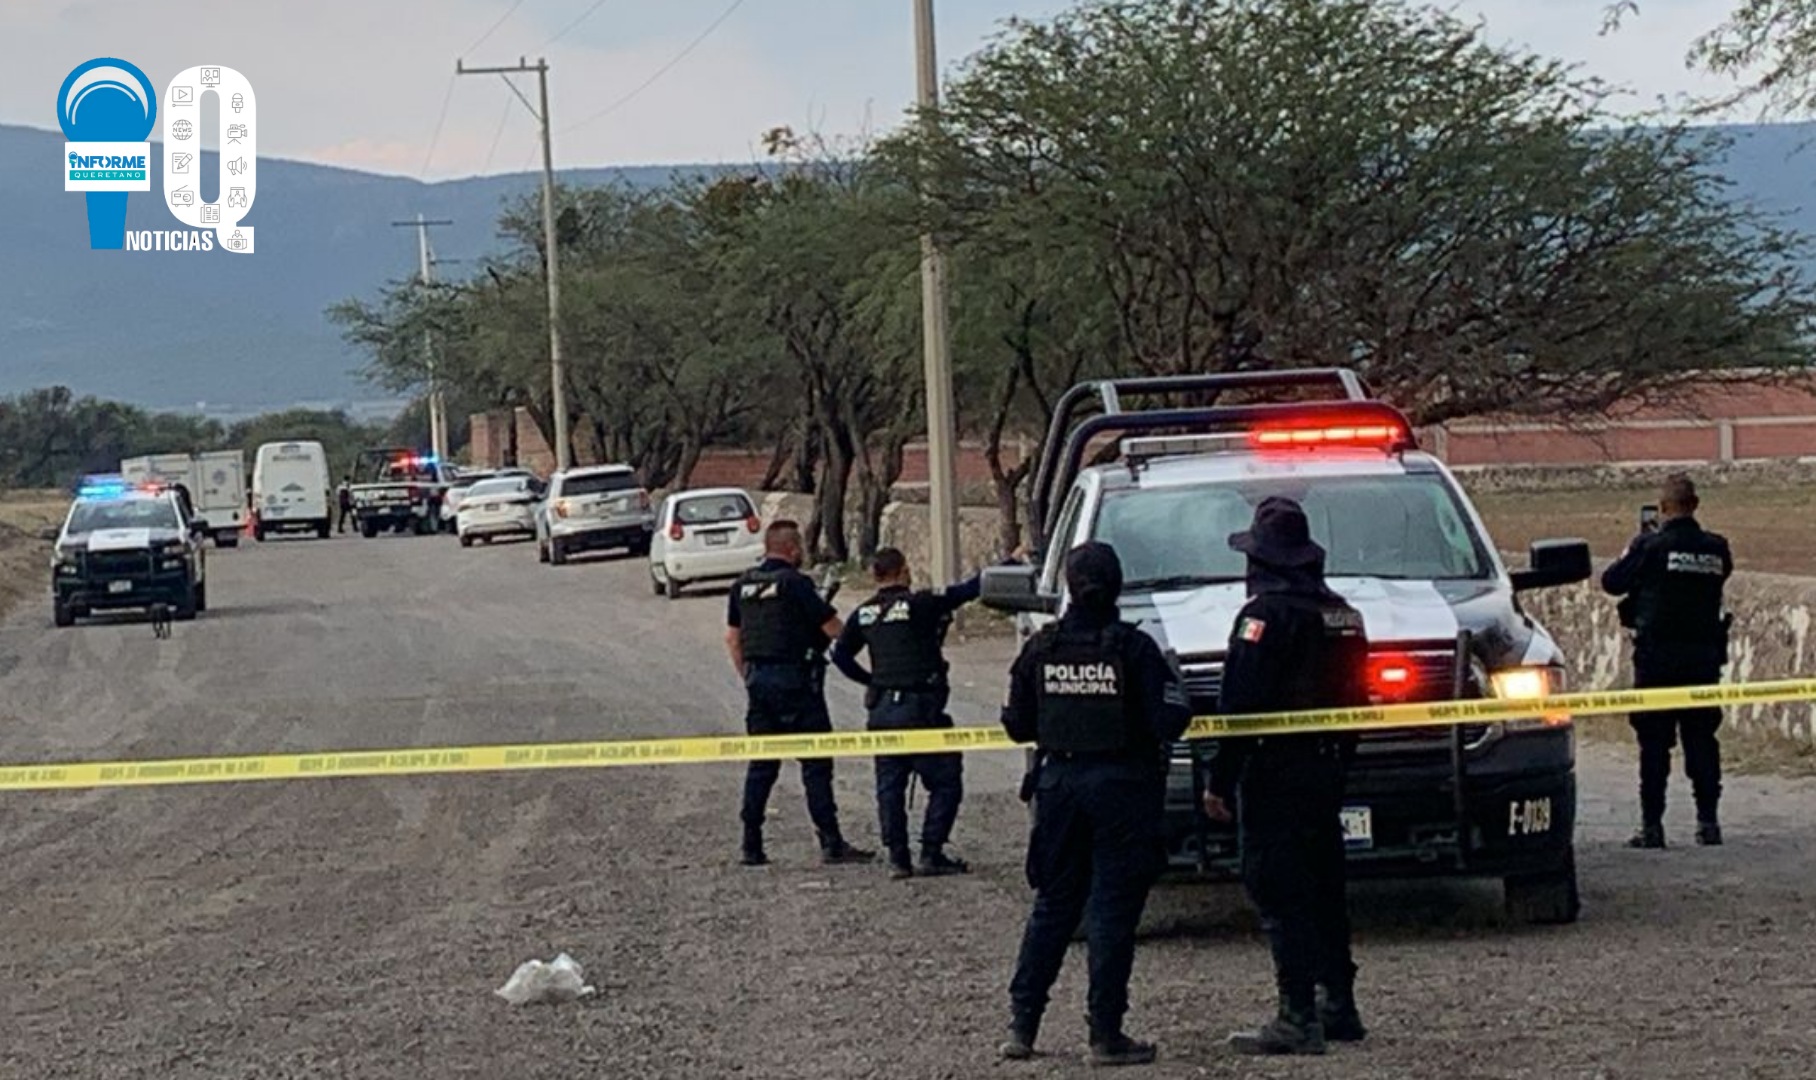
[459, 534, 474, 549]
[361, 521, 379, 539]
[550, 539, 568, 566]
[173, 586, 198, 622]
[1504, 845, 1581, 925]
[316, 520, 331, 540]
[53, 599, 75, 628]
[216, 531, 239, 549]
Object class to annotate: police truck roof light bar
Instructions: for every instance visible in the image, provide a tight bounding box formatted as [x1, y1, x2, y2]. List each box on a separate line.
[1030, 368, 1384, 545]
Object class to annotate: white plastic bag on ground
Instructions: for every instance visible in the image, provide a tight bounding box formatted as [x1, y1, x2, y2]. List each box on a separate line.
[495, 952, 597, 1005]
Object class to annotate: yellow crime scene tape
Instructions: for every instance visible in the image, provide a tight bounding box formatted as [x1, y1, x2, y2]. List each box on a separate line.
[2, 678, 1814, 793]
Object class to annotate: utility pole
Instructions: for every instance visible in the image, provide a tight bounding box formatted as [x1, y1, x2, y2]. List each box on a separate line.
[914, 0, 961, 585]
[457, 56, 571, 471]
[392, 213, 455, 461]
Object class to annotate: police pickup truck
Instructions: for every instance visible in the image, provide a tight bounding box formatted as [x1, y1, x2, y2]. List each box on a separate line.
[49, 476, 209, 627]
[981, 371, 1591, 923]
[349, 449, 453, 537]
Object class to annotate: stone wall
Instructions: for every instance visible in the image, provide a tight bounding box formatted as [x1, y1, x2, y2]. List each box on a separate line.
[1449, 458, 1816, 494]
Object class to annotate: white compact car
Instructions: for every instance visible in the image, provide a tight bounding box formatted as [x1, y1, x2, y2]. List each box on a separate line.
[648, 487, 763, 598]
[456, 475, 543, 547]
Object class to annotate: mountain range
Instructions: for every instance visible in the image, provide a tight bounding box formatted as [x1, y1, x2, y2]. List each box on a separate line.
[3, 120, 1815, 415]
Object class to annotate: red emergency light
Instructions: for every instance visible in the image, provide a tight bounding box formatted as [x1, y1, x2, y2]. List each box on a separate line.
[1249, 421, 1408, 450]
[1367, 654, 1418, 700]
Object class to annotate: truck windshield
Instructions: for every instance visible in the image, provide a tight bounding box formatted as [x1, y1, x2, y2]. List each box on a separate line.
[1096, 474, 1490, 589]
[68, 499, 181, 534]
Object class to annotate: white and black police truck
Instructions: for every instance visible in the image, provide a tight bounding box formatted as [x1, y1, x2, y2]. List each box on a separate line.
[980, 371, 1592, 923]
[49, 475, 210, 627]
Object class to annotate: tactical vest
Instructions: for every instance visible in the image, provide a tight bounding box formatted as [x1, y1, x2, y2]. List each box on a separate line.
[1030, 624, 1138, 754]
[857, 589, 947, 690]
[1267, 593, 1368, 714]
[737, 567, 811, 663]
[1630, 523, 1728, 646]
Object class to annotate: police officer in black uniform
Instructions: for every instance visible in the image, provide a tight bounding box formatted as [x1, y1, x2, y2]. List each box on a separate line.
[1204, 496, 1369, 1056]
[830, 546, 1008, 879]
[999, 542, 1191, 1067]
[725, 519, 874, 868]
[1601, 474, 1733, 849]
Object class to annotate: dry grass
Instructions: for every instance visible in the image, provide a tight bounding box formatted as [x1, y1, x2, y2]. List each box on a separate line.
[0, 490, 66, 621]
[1468, 482, 1816, 577]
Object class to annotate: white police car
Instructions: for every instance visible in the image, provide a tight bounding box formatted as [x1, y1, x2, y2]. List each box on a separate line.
[982, 371, 1591, 923]
[50, 476, 209, 627]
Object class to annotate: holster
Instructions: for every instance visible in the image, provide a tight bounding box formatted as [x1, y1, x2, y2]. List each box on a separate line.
[1019, 750, 1045, 803]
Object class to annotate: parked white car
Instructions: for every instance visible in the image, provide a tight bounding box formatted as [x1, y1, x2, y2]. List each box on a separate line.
[648, 487, 763, 598]
[534, 465, 655, 566]
[456, 475, 543, 547]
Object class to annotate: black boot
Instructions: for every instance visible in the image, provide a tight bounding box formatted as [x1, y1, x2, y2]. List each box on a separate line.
[1229, 1003, 1326, 1056]
[887, 847, 914, 879]
[918, 846, 969, 876]
[1087, 1018, 1157, 1066]
[1316, 986, 1367, 1043]
[1696, 814, 1723, 846]
[740, 826, 768, 867]
[1627, 822, 1666, 850]
[1000, 1013, 1040, 1061]
[820, 837, 876, 865]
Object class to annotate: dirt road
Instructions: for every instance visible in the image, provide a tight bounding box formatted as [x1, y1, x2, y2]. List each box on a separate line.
[3, 534, 1815, 1079]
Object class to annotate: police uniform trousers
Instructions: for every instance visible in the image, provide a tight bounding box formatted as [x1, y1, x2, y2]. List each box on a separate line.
[867, 687, 963, 854]
[1631, 642, 1724, 824]
[741, 661, 842, 839]
[1009, 755, 1165, 1031]
[1237, 746, 1355, 1015]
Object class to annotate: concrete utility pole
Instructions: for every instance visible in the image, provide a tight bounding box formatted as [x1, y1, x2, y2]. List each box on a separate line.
[392, 213, 454, 461]
[913, 0, 961, 585]
[457, 56, 571, 471]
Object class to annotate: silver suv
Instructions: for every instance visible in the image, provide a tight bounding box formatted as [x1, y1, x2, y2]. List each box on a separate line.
[981, 371, 1592, 924]
[534, 465, 655, 566]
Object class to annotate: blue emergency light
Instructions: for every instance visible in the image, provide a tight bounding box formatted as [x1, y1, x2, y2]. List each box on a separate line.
[76, 474, 128, 499]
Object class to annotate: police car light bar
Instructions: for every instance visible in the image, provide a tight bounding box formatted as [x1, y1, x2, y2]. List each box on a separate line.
[1122, 433, 1247, 465]
[1248, 421, 1410, 450]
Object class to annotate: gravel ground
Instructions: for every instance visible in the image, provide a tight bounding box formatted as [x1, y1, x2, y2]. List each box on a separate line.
[2, 533, 1815, 1078]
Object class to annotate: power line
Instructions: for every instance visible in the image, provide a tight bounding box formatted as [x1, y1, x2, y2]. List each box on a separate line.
[560, 0, 747, 134]
[464, 0, 530, 57]
[419, 75, 458, 179]
[481, 93, 514, 173]
[542, 0, 612, 48]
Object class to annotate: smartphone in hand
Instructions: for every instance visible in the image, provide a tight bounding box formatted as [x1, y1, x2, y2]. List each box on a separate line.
[1639, 505, 1659, 533]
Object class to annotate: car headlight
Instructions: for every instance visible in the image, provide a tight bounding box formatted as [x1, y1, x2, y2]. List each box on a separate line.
[159, 557, 187, 571]
[1492, 666, 1571, 730]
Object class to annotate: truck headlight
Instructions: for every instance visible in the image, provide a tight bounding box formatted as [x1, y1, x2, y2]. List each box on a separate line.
[1492, 667, 1571, 730]
[159, 557, 187, 571]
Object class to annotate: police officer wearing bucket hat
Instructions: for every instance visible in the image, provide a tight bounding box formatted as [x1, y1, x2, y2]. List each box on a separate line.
[999, 541, 1191, 1066]
[1204, 496, 1371, 1056]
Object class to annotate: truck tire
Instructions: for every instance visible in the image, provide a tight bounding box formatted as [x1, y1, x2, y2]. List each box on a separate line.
[53, 599, 75, 628]
[361, 520, 379, 539]
[216, 531, 239, 549]
[316, 520, 331, 540]
[550, 538, 568, 566]
[1504, 845, 1581, 925]
[459, 533, 474, 549]
[173, 585, 198, 622]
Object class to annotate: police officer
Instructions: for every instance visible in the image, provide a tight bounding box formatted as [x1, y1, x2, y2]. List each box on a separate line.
[830, 546, 1005, 879]
[335, 476, 353, 534]
[1601, 474, 1733, 849]
[1203, 496, 1369, 1056]
[1000, 542, 1190, 1067]
[725, 519, 874, 868]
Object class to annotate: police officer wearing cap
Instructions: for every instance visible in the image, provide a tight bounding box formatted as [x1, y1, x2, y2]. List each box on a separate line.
[1203, 496, 1369, 1057]
[725, 519, 874, 868]
[830, 546, 1011, 880]
[1601, 473, 1733, 849]
[999, 541, 1191, 1067]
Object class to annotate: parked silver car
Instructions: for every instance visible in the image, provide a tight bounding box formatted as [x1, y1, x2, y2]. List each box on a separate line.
[534, 465, 655, 565]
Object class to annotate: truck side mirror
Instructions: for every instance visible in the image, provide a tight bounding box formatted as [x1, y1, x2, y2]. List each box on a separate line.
[1511, 538, 1592, 591]
[981, 564, 1059, 614]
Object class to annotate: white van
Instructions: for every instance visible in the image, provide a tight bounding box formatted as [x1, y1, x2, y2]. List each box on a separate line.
[252, 440, 331, 540]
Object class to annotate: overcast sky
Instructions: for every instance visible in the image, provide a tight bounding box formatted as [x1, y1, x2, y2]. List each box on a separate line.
[4, 0, 1762, 180]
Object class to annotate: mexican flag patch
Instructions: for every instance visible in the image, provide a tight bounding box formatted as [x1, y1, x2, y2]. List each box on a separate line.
[1237, 617, 1266, 643]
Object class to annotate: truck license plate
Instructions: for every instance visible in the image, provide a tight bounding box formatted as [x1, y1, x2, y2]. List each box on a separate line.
[108, 580, 133, 594]
[1340, 806, 1373, 849]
